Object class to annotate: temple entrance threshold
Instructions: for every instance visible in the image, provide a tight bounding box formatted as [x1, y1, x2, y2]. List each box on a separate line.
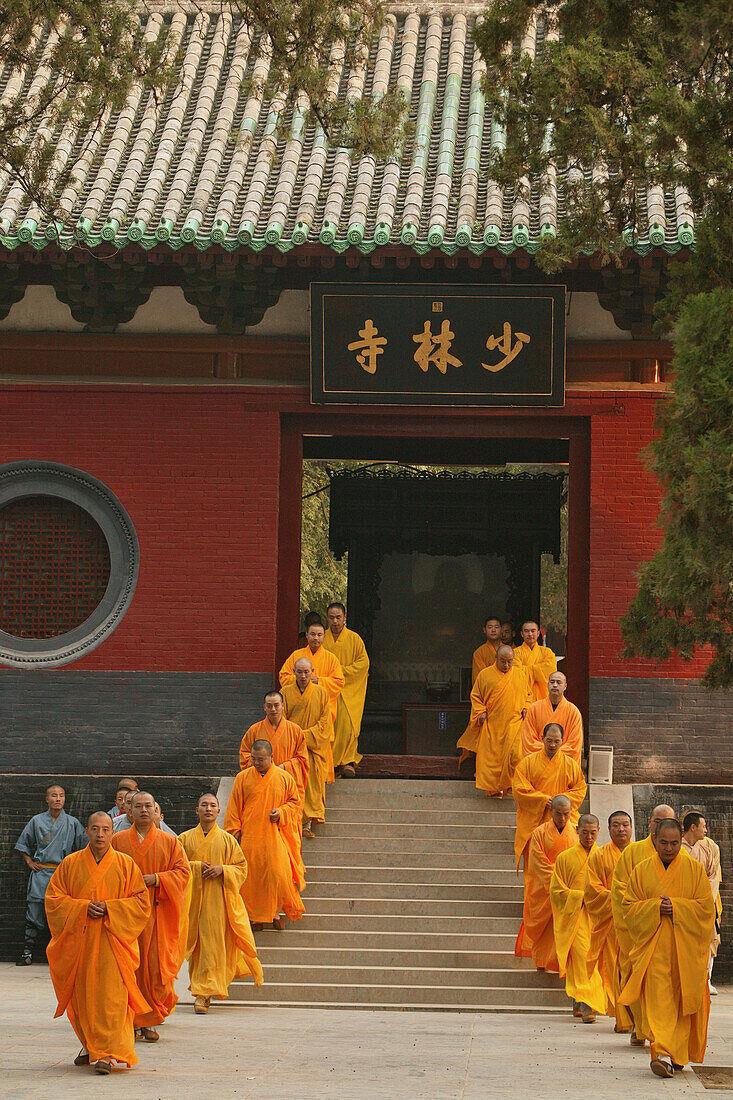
[287, 422, 585, 775]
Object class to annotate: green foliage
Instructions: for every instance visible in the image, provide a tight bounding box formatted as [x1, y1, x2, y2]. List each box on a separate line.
[474, 0, 733, 270]
[621, 287, 733, 686]
[476, 1, 733, 683]
[0, 0, 407, 218]
[300, 460, 347, 621]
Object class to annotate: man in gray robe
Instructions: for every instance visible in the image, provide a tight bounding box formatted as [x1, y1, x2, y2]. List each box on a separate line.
[15, 783, 86, 964]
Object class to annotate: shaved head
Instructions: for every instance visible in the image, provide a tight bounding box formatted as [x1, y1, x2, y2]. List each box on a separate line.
[578, 813, 599, 829]
[88, 810, 112, 827]
[294, 657, 313, 671]
[550, 794, 573, 832]
[649, 804, 676, 836]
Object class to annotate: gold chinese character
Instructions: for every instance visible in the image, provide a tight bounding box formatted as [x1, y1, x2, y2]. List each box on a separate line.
[412, 319, 462, 374]
[347, 319, 387, 374]
[482, 321, 530, 372]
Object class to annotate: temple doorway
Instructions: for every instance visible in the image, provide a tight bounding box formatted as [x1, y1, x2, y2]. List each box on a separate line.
[299, 441, 568, 759]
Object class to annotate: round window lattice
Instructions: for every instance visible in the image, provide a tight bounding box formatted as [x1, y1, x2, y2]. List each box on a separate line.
[0, 463, 139, 667]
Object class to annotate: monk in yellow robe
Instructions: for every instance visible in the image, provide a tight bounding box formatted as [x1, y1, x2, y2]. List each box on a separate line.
[471, 616, 502, 684]
[45, 811, 151, 1074]
[111, 792, 190, 1040]
[324, 601, 370, 775]
[620, 819, 715, 1079]
[179, 793, 263, 1015]
[521, 672, 583, 763]
[515, 795, 578, 972]
[550, 814, 606, 1022]
[682, 811, 723, 993]
[224, 739, 305, 929]
[280, 621, 345, 724]
[584, 809, 633, 1026]
[239, 690, 309, 818]
[513, 620, 556, 702]
[457, 644, 530, 796]
[282, 659, 333, 837]
[611, 803, 676, 1042]
[512, 722, 586, 868]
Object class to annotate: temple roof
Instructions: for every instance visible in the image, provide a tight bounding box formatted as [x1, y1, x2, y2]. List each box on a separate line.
[0, 5, 695, 257]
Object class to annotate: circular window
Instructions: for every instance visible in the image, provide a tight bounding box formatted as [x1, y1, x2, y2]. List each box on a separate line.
[0, 463, 138, 667]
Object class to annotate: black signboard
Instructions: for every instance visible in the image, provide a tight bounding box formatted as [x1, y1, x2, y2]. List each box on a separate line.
[310, 283, 565, 407]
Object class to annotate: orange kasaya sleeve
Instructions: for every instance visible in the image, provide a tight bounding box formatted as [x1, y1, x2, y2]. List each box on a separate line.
[154, 838, 192, 984]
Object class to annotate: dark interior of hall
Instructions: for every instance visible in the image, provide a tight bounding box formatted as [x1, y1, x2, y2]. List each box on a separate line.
[301, 435, 569, 757]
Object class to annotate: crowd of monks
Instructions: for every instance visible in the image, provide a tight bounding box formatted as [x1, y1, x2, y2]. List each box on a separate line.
[12, 607, 724, 1081]
[13, 601, 370, 1074]
[461, 615, 724, 1081]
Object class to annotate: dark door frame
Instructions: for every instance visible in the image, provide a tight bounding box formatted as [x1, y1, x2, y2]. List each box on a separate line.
[276, 410, 591, 734]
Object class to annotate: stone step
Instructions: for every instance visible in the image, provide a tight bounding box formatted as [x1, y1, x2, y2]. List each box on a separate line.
[323, 807, 515, 825]
[300, 897, 523, 919]
[265, 913, 523, 934]
[305, 849, 518, 869]
[333, 780, 486, 797]
[302, 881, 524, 902]
[253, 965, 560, 989]
[305, 864, 518, 885]
[207, 1000, 565, 1015]
[304, 837, 515, 856]
[315, 821, 516, 841]
[325, 792, 508, 812]
[254, 929, 523, 951]
[228, 982, 568, 1008]
[256, 945, 522, 965]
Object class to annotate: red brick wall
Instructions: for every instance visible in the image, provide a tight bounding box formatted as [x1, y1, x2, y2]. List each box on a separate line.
[0, 387, 280, 672]
[585, 389, 709, 679]
[0, 383, 711, 682]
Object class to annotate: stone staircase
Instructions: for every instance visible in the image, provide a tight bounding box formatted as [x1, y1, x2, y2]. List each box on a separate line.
[225, 778, 567, 1012]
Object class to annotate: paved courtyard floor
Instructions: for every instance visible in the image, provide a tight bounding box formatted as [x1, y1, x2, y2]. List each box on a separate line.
[2, 965, 731, 1099]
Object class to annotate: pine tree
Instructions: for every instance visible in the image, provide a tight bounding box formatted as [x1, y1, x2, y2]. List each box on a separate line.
[475, 0, 733, 684]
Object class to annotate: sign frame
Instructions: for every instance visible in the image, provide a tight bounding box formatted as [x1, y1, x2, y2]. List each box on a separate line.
[310, 282, 566, 408]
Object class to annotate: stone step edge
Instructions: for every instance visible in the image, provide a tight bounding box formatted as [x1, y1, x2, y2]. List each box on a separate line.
[178, 1000, 566, 1015]
[246, 966, 543, 975]
[226, 985, 554, 994]
[305, 865, 519, 872]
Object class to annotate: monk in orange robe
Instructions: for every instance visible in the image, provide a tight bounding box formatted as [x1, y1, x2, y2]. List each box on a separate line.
[550, 814, 606, 1022]
[515, 795, 578, 972]
[111, 792, 190, 1041]
[280, 621, 345, 723]
[471, 616, 502, 684]
[512, 722, 586, 868]
[457, 644, 530, 796]
[224, 739, 305, 929]
[282, 660, 333, 837]
[611, 803, 676, 1043]
[620, 819, 715, 1079]
[239, 689, 309, 817]
[513, 620, 556, 702]
[323, 601, 370, 774]
[521, 671, 583, 763]
[585, 809, 633, 1026]
[45, 811, 151, 1074]
[179, 793, 263, 1015]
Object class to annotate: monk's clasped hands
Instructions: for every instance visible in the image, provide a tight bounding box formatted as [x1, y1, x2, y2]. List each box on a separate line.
[86, 900, 107, 919]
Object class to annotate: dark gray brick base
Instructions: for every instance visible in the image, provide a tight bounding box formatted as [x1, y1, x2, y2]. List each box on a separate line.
[0, 671, 272, 774]
[590, 677, 733, 784]
[633, 784, 732, 982]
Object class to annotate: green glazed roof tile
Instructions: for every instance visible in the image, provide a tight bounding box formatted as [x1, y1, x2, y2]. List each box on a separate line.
[0, 4, 694, 257]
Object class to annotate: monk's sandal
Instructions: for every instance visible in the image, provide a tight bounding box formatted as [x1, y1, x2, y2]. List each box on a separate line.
[651, 1057, 674, 1078]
